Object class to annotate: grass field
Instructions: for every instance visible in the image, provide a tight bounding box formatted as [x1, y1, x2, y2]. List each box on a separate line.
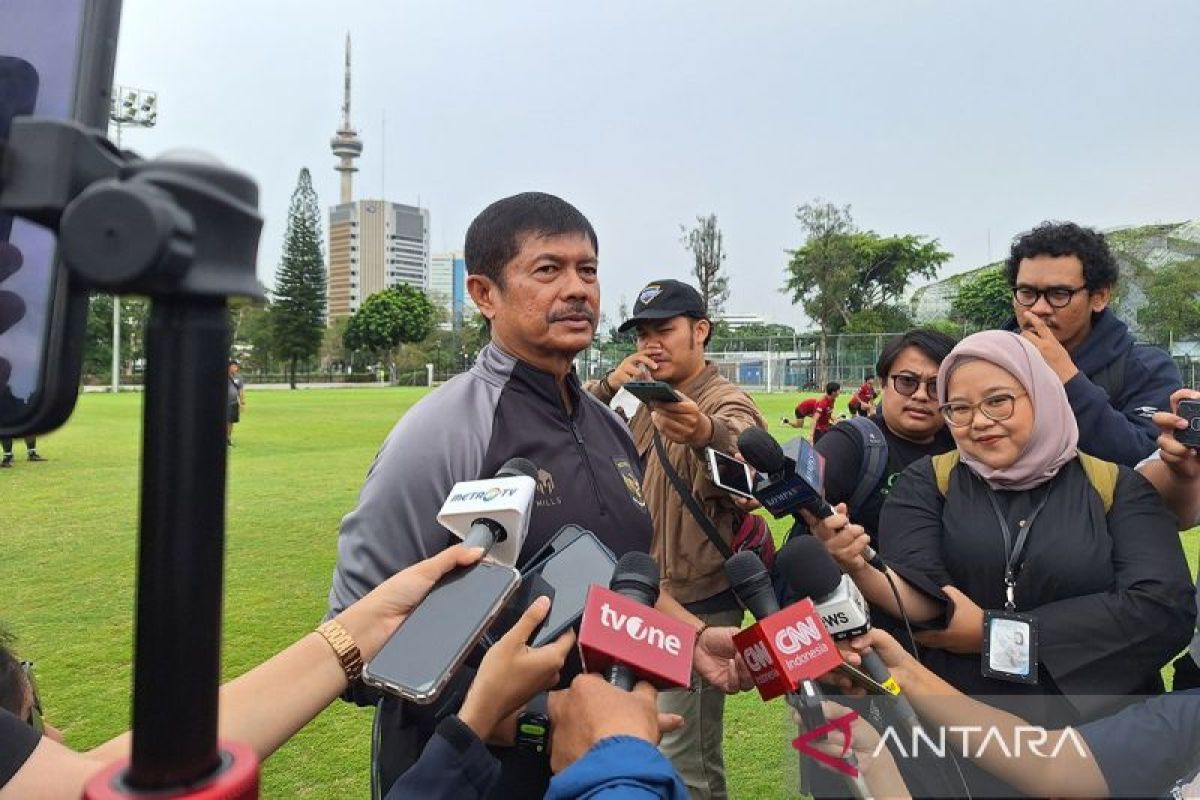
[3, 387, 1197, 798]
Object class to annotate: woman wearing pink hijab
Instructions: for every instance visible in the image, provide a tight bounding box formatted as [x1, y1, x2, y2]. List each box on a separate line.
[825, 331, 1194, 732]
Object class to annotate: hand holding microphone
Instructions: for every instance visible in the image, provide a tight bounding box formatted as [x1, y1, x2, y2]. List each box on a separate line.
[736, 428, 886, 573]
[801, 503, 875, 576]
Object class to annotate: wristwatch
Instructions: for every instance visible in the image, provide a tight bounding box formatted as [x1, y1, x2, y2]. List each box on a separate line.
[515, 692, 551, 756]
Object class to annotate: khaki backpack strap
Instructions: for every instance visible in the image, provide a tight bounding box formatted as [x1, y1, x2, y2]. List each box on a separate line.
[1077, 452, 1118, 514]
[932, 451, 960, 496]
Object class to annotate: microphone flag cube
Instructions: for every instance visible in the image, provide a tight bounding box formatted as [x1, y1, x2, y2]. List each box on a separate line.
[577, 585, 695, 690]
[436, 475, 536, 567]
[732, 597, 843, 701]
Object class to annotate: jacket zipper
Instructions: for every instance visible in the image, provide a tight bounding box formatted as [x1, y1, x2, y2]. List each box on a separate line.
[569, 416, 607, 515]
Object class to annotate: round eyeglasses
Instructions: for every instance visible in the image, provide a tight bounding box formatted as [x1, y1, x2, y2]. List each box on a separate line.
[940, 393, 1026, 427]
[1012, 285, 1087, 309]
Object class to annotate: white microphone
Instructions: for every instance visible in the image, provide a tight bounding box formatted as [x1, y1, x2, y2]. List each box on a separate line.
[437, 458, 538, 566]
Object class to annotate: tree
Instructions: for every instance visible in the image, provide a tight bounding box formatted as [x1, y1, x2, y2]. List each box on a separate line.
[682, 214, 730, 316]
[83, 295, 150, 381]
[783, 201, 859, 383]
[1137, 259, 1200, 345]
[843, 304, 914, 334]
[229, 296, 273, 373]
[270, 168, 327, 389]
[784, 200, 950, 382]
[950, 268, 1012, 331]
[343, 284, 437, 375]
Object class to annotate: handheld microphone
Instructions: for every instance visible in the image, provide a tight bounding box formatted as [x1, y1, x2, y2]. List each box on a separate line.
[725, 551, 840, 706]
[778, 536, 921, 730]
[436, 457, 538, 565]
[738, 427, 886, 573]
[577, 552, 694, 690]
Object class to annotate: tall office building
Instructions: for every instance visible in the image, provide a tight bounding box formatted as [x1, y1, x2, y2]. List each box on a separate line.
[325, 34, 430, 320]
[429, 251, 476, 330]
[328, 201, 430, 319]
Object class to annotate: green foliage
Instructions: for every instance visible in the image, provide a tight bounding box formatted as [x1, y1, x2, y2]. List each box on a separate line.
[229, 296, 274, 372]
[343, 284, 437, 366]
[82, 295, 150, 380]
[843, 303, 914, 334]
[1137, 258, 1200, 344]
[681, 213, 730, 316]
[924, 317, 967, 339]
[709, 322, 796, 351]
[270, 168, 327, 388]
[950, 268, 1012, 330]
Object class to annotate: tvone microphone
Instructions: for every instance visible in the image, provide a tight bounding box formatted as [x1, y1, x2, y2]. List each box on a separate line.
[778, 536, 921, 731]
[738, 427, 886, 573]
[577, 552, 694, 690]
[437, 457, 538, 565]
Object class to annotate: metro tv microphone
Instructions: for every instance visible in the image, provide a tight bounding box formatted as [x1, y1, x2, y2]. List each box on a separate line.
[738, 427, 886, 573]
[578, 552, 694, 690]
[778, 536, 921, 730]
[436, 458, 538, 566]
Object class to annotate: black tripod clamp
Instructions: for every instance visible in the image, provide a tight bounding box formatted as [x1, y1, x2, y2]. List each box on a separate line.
[2, 117, 263, 792]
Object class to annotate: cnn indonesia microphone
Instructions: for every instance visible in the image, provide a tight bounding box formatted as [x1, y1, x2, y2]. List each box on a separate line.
[436, 457, 538, 565]
[737, 427, 886, 573]
[577, 552, 694, 691]
[778, 536, 922, 731]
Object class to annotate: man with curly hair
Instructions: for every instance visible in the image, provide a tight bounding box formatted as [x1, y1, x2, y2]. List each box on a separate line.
[1002, 220, 1181, 466]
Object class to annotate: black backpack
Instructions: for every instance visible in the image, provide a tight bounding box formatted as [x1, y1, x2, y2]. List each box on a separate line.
[834, 416, 890, 512]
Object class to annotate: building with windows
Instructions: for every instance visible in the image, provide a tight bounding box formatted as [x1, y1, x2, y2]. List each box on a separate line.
[327, 200, 430, 319]
[429, 251, 476, 330]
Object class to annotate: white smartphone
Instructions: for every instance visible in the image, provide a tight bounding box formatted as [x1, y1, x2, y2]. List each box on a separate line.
[706, 447, 755, 500]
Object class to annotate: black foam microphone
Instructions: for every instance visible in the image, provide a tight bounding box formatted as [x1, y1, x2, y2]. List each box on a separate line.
[738, 427, 886, 573]
[778, 536, 921, 731]
[606, 551, 661, 691]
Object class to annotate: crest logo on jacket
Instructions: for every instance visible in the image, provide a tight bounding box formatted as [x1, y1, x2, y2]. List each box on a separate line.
[612, 457, 647, 511]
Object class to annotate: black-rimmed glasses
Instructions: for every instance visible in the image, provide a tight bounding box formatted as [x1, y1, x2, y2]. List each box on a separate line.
[889, 373, 937, 398]
[1012, 285, 1087, 309]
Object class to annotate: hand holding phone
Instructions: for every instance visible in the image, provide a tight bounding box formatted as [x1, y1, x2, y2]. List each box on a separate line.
[1173, 399, 1200, 449]
[623, 380, 683, 405]
[707, 447, 755, 500]
[459, 595, 575, 741]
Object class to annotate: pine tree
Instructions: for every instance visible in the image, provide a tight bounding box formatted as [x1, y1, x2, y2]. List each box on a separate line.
[271, 168, 327, 388]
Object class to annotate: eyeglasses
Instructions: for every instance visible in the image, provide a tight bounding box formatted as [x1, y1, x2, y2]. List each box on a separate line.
[889, 373, 937, 398]
[19, 661, 43, 735]
[940, 393, 1026, 427]
[1012, 285, 1088, 309]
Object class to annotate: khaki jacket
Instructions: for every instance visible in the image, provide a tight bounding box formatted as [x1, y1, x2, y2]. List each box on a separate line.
[589, 364, 766, 604]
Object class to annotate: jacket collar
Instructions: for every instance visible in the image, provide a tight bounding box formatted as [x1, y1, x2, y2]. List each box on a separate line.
[476, 341, 583, 412]
[674, 361, 720, 399]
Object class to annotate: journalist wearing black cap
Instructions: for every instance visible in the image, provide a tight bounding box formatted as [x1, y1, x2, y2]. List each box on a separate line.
[588, 278, 767, 799]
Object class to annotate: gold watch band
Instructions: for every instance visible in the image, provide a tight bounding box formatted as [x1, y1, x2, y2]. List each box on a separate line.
[315, 619, 363, 683]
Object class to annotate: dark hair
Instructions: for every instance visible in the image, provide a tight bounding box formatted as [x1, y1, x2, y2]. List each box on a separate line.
[863, 371, 875, 381]
[876, 329, 957, 379]
[825, 382, 840, 395]
[464, 192, 598, 288]
[0, 626, 24, 717]
[228, 359, 239, 366]
[1004, 221, 1118, 291]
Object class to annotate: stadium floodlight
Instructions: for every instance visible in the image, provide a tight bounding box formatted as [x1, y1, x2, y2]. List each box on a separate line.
[106, 85, 159, 394]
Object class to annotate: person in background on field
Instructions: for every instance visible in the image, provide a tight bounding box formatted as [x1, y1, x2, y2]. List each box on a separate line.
[847, 372, 877, 417]
[226, 359, 245, 446]
[781, 382, 840, 442]
[0, 436, 43, 468]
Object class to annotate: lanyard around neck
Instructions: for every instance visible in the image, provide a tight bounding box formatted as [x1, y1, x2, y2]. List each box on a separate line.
[984, 487, 1051, 612]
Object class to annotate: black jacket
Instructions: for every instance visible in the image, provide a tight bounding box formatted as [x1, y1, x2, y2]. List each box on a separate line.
[326, 343, 654, 799]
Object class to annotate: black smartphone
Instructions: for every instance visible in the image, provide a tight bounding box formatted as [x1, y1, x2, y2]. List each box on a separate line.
[525, 529, 617, 647]
[480, 571, 555, 649]
[362, 560, 520, 704]
[0, 0, 120, 437]
[1175, 399, 1200, 449]
[623, 380, 683, 404]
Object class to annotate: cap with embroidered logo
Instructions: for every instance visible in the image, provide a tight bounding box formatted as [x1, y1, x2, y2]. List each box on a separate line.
[618, 279, 707, 332]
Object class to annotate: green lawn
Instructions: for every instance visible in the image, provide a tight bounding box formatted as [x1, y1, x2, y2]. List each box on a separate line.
[2, 388, 1196, 798]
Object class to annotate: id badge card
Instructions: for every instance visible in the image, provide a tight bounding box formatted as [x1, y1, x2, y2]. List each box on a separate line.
[982, 610, 1038, 684]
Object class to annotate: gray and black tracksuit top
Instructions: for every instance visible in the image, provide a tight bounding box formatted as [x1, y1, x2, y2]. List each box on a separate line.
[326, 342, 654, 798]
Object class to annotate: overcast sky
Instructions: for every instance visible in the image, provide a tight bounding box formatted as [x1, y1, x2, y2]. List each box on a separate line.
[113, 0, 1199, 328]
